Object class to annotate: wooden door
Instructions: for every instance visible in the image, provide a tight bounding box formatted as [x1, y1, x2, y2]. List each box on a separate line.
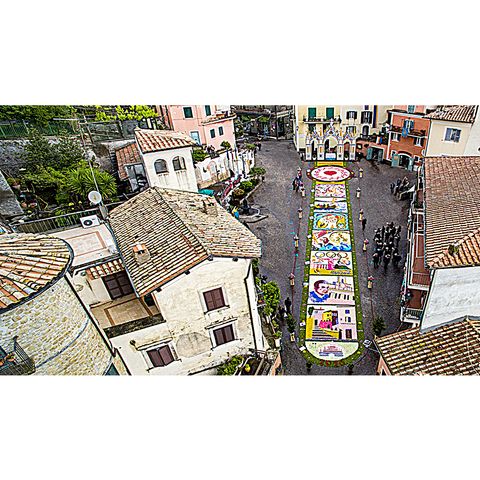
[103, 271, 134, 299]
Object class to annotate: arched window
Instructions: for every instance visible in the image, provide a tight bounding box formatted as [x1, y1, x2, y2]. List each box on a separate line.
[173, 156, 186, 171]
[154, 159, 168, 174]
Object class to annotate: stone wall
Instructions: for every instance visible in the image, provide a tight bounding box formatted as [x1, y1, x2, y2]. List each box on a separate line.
[0, 277, 117, 375]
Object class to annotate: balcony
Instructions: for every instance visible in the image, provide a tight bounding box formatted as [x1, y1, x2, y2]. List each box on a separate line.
[303, 116, 341, 123]
[406, 211, 431, 289]
[390, 125, 427, 138]
[0, 337, 35, 375]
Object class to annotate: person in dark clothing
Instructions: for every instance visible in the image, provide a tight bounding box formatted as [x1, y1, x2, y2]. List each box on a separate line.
[389, 221, 394, 229]
[396, 178, 401, 187]
[393, 251, 402, 268]
[390, 182, 395, 194]
[381, 225, 385, 240]
[361, 217, 367, 231]
[295, 181, 300, 193]
[278, 306, 286, 320]
[383, 252, 391, 270]
[372, 252, 380, 268]
[394, 185, 400, 196]
[394, 233, 401, 248]
[285, 297, 292, 315]
[292, 178, 298, 191]
[397, 225, 402, 236]
[376, 245, 384, 260]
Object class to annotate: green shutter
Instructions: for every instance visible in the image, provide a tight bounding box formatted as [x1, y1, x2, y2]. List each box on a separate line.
[308, 107, 316, 119]
[183, 107, 193, 118]
[205, 105, 211, 116]
[326, 107, 334, 119]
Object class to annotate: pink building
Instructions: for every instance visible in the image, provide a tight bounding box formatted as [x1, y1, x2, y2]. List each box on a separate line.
[158, 105, 237, 152]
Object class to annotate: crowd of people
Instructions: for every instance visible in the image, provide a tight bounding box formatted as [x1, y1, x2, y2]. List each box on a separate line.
[369, 222, 403, 271]
[390, 176, 411, 198]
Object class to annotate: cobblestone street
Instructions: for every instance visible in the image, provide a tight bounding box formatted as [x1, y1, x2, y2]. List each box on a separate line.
[249, 141, 414, 375]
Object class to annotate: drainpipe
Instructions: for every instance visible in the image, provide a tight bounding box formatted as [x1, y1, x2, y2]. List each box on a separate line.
[243, 259, 258, 352]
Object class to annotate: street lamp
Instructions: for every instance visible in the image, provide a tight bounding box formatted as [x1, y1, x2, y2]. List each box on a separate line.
[298, 208, 303, 219]
[294, 234, 299, 250]
[289, 273, 295, 287]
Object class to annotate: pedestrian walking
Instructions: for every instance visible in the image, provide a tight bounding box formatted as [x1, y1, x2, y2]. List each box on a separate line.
[292, 178, 298, 191]
[295, 181, 300, 193]
[383, 252, 391, 270]
[258, 142, 262, 151]
[359, 168, 364, 178]
[284, 297, 292, 315]
[361, 217, 367, 231]
[278, 306, 286, 320]
[372, 252, 380, 268]
[363, 238, 369, 252]
[356, 187, 361, 198]
[297, 168, 302, 179]
[390, 182, 395, 194]
[367, 276, 374, 289]
[359, 208, 364, 222]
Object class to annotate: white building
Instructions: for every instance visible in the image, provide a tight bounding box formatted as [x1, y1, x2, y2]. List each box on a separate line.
[104, 187, 266, 375]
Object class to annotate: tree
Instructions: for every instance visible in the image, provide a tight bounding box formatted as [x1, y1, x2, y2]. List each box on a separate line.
[65, 163, 117, 201]
[94, 105, 158, 122]
[220, 140, 231, 150]
[0, 105, 76, 125]
[373, 315, 386, 336]
[261, 281, 280, 317]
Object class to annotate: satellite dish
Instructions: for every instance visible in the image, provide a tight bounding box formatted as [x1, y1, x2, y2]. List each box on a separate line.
[88, 190, 102, 205]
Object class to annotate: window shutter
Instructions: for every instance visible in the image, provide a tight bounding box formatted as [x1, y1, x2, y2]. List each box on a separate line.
[224, 325, 234, 343]
[148, 349, 164, 367]
[159, 346, 174, 365]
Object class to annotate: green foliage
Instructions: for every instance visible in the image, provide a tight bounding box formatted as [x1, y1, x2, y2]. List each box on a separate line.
[245, 143, 256, 151]
[261, 281, 280, 317]
[220, 140, 231, 150]
[258, 116, 270, 123]
[0, 105, 76, 125]
[65, 162, 117, 201]
[217, 355, 244, 375]
[274, 331, 282, 339]
[373, 315, 386, 336]
[23, 130, 86, 170]
[22, 167, 68, 204]
[252, 258, 259, 277]
[192, 147, 208, 162]
[286, 314, 296, 333]
[232, 188, 245, 199]
[239, 180, 253, 192]
[94, 105, 158, 122]
[249, 167, 266, 177]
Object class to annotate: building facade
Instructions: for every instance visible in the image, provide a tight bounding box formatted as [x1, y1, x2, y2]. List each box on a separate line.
[0, 234, 127, 375]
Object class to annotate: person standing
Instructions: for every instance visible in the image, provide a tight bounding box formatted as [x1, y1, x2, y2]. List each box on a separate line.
[383, 252, 391, 270]
[292, 178, 298, 191]
[367, 276, 374, 289]
[285, 297, 292, 315]
[392, 250, 402, 268]
[397, 225, 402, 236]
[394, 233, 401, 249]
[390, 182, 395, 194]
[372, 251, 380, 268]
[362, 217, 367, 231]
[381, 225, 386, 240]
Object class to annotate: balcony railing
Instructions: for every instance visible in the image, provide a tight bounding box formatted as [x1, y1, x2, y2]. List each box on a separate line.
[303, 116, 341, 123]
[403, 307, 423, 320]
[0, 337, 35, 375]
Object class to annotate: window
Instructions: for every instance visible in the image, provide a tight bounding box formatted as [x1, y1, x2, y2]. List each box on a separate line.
[210, 128, 216, 138]
[203, 287, 226, 311]
[326, 107, 334, 119]
[407, 105, 415, 114]
[205, 105, 211, 116]
[308, 107, 316, 119]
[102, 271, 134, 299]
[404, 119, 414, 130]
[414, 137, 423, 147]
[213, 324, 235, 346]
[147, 344, 175, 367]
[346, 126, 356, 135]
[183, 106, 193, 118]
[346, 111, 357, 120]
[173, 156, 186, 171]
[392, 133, 400, 142]
[345, 329, 352, 339]
[218, 126, 224, 136]
[361, 111, 372, 124]
[190, 131, 201, 144]
[364, 105, 369, 110]
[445, 128, 461, 143]
[154, 159, 168, 174]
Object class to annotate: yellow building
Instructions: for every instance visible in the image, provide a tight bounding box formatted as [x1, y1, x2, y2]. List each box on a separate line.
[425, 105, 479, 156]
[294, 105, 392, 155]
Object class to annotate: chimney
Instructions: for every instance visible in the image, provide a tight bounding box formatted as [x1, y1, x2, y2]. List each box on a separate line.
[448, 242, 459, 256]
[202, 198, 217, 216]
[132, 242, 150, 265]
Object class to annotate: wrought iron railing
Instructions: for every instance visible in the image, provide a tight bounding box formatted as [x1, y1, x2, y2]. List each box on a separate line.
[303, 116, 341, 123]
[0, 337, 35, 375]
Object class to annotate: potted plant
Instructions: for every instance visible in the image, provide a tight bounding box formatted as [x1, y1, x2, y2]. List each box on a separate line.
[244, 363, 251, 374]
[274, 330, 282, 348]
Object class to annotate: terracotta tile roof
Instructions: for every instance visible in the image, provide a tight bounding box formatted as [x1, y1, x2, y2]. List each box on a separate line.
[115, 142, 141, 180]
[425, 105, 478, 123]
[375, 318, 480, 375]
[430, 227, 480, 268]
[424, 156, 480, 267]
[0, 234, 71, 311]
[135, 128, 196, 154]
[86, 259, 125, 280]
[109, 187, 261, 296]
